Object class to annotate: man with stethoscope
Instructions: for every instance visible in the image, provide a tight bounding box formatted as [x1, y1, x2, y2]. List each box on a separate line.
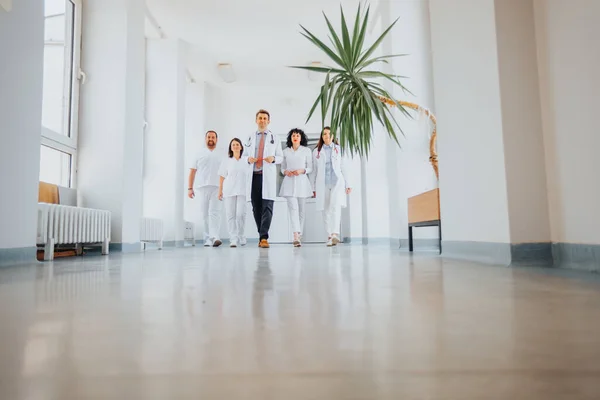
[243, 109, 283, 248]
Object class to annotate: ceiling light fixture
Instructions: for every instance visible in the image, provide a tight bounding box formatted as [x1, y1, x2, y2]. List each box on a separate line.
[217, 63, 236, 83]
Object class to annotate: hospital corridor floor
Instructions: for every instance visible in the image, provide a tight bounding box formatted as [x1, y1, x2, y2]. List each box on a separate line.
[1, 243, 600, 399]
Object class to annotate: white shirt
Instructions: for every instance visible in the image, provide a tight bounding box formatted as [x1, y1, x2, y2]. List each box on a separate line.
[279, 146, 313, 198]
[218, 157, 248, 197]
[189, 147, 224, 188]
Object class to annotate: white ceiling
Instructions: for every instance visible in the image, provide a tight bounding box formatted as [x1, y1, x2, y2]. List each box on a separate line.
[145, 0, 382, 86]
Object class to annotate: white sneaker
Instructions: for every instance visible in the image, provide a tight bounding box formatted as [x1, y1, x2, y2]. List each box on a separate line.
[326, 237, 334, 247]
[230, 240, 238, 248]
[204, 238, 213, 247]
[331, 235, 340, 245]
[239, 236, 247, 246]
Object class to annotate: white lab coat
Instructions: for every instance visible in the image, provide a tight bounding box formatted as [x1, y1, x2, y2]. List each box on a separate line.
[310, 143, 351, 211]
[279, 146, 313, 198]
[242, 130, 284, 201]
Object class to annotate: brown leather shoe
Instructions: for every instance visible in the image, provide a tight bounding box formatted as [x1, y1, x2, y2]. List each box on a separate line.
[259, 239, 270, 248]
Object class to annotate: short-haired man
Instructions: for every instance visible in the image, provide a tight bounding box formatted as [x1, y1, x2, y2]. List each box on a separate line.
[188, 130, 224, 247]
[243, 109, 283, 248]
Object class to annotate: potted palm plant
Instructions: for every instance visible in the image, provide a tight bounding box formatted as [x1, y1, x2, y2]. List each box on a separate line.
[290, 4, 437, 175]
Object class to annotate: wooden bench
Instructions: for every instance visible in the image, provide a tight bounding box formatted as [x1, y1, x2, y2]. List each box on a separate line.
[407, 188, 441, 254]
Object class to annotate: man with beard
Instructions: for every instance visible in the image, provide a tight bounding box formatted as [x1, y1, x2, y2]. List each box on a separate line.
[188, 130, 224, 247]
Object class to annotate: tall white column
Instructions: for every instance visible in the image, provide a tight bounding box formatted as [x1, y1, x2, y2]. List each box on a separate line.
[0, 0, 44, 265]
[183, 81, 206, 238]
[143, 39, 187, 245]
[77, 0, 146, 250]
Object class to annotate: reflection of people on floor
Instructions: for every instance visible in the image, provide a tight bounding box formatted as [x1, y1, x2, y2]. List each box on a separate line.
[280, 128, 313, 247]
[188, 130, 224, 247]
[244, 109, 283, 248]
[310, 126, 352, 246]
[251, 251, 272, 369]
[218, 138, 248, 248]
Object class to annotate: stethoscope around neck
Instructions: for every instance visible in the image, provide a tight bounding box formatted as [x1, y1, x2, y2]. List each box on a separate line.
[245, 133, 274, 147]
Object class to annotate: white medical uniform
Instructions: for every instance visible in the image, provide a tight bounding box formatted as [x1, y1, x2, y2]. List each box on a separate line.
[189, 147, 224, 241]
[310, 143, 351, 237]
[218, 156, 248, 242]
[280, 146, 313, 234]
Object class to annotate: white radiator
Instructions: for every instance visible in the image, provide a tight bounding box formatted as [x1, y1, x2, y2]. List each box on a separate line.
[184, 221, 196, 246]
[140, 217, 163, 249]
[37, 203, 111, 261]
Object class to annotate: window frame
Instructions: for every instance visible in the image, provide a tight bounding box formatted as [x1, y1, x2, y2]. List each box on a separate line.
[40, 0, 83, 188]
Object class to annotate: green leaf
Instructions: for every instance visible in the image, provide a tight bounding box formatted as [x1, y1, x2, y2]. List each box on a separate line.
[299, 27, 346, 69]
[291, 4, 413, 157]
[356, 16, 400, 69]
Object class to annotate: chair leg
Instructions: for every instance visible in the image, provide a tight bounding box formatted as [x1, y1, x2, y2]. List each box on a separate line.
[44, 238, 55, 261]
[438, 221, 442, 254]
[102, 238, 109, 255]
[408, 226, 414, 252]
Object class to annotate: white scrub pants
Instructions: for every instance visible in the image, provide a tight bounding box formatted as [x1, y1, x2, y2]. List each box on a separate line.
[323, 187, 341, 237]
[197, 186, 221, 240]
[286, 197, 307, 234]
[224, 195, 246, 241]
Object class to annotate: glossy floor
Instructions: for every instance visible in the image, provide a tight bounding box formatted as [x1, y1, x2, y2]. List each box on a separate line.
[1, 244, 600, 399]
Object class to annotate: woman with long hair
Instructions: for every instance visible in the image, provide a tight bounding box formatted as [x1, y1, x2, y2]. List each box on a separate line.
[279, 128, 313, 247]
[310, 126, 352, 246]
[217, 138, 247, 247]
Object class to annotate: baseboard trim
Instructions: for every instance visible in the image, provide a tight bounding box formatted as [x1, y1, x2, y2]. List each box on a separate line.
[97, 239, 600, 272]
[108, 242, 142, 253]
[511, 243, 553, 267]
[0, 247, 38, 267]
[399, 238, 440, 250]
[442, 241, 512, 265]
[552, 243, 600, 273]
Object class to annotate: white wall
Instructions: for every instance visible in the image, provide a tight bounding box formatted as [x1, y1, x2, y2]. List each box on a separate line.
[534, 0, 600, 245]
[78, 0, 146, 245]
[0, 0, 44, 251]
[429, 0, 512, 244]
[494, 0, 551, 244]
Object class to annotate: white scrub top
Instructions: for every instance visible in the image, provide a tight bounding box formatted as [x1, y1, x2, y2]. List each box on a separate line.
[189, 147, 224, 188]
[218, 157, 248, 197]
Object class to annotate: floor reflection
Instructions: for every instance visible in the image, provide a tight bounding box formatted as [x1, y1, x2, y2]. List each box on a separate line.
[0, 246, 599, 398]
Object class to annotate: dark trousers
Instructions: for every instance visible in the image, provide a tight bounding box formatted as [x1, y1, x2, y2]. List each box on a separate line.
[251, 173, 274, 240]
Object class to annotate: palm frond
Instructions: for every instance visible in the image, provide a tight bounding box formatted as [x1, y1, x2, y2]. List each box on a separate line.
[290, 4, 411, 157]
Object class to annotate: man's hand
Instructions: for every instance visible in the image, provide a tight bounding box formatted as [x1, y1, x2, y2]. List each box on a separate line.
[264, 156, 275, 163]
[284, 170, 294, 177]
[293, 169, 305, 176]
[248, 157, 258, 164]
[188, 189, 195, 199]
[346, 188, 352, 194]
[218, 191, 223, 201]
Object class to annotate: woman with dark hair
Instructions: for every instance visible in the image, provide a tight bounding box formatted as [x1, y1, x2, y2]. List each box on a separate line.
[279, 128, 313, 247]
[217, 138, 247, 247]
[310, 126, 352, 247]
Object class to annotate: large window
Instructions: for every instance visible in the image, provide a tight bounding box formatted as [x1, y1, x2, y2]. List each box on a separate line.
[40, 0, 82, 187]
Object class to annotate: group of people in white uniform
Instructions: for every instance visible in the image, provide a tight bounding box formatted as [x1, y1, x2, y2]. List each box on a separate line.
[187, 109, 352, 249]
